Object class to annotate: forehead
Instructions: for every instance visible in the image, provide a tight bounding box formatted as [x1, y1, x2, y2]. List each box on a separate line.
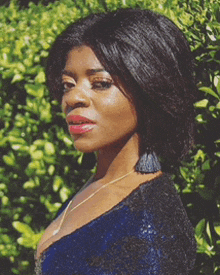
[64, 46, 104, 73]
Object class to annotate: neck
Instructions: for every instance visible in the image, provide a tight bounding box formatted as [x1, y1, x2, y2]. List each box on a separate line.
[94, 133, 140, 182]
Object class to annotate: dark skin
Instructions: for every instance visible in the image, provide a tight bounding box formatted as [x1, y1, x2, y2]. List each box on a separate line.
[36, 46, 162, 258]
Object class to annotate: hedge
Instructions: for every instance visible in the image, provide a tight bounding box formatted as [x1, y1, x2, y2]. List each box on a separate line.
[0, 0, 219, 274]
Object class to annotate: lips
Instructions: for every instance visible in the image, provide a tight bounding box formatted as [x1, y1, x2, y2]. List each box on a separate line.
[66, 115, 96, 134]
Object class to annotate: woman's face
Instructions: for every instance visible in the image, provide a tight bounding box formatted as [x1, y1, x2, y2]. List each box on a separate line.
[61, 46, 138, 153]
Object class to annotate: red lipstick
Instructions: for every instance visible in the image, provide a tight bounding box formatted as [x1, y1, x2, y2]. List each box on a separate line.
[66, 115, 95, 134]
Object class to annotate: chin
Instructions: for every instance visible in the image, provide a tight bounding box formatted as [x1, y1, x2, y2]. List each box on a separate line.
[73, 141, 99, 153]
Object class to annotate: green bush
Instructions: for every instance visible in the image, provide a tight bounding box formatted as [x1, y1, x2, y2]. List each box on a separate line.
[175, 1, 220, 273]
[0, 0, 219, 274]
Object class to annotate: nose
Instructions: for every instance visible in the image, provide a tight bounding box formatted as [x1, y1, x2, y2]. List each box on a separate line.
[62, 83, 90, 114]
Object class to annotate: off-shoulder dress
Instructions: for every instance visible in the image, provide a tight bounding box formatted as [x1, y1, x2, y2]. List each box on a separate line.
[35, 174, 196, 275]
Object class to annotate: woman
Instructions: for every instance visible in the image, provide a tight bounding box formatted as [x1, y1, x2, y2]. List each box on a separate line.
[35, 8, 197, 274]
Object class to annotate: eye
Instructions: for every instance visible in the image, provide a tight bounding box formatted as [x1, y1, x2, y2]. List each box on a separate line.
[91, 78, 113, 90]
[62, 82, 75, 93]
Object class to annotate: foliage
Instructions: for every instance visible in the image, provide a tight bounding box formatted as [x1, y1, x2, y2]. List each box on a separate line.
[0, 0, 219, 274]
[173, 1, 220, 273]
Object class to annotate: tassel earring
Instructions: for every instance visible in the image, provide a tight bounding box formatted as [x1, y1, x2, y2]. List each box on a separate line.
[135, 152, 161, 173]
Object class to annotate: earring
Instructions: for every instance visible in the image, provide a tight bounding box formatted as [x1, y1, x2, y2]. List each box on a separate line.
[135, 152, 161, 173]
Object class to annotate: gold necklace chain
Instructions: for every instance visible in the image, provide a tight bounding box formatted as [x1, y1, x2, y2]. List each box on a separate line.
[53, 170, 134, 236]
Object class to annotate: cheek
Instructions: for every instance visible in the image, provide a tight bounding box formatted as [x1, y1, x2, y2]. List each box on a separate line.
[101, 95, 138, 133]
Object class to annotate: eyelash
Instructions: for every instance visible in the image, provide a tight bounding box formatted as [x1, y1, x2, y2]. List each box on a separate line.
[92, 78, 113, 90]
[61, 78, 113, 93]
[62, 82, 75, 93]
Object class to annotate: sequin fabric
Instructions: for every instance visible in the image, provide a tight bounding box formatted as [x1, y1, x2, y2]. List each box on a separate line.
[35, 174, 196, 275]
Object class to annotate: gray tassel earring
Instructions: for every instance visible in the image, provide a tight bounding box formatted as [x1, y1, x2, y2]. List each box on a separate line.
[135, 152, 161, 173]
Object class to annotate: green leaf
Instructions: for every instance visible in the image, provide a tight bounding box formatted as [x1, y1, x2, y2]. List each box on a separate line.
[3, 154, 15, 166]
[63, 136, 73, 146]
[2, 196, 9, 206]
[194, 149, 206, 162]
[202, 160, 211, 171]
[8, 136, 26, 145]
[194, 99, 209, 108]
[48, 165, 55, 176]
[17, 232, 43, 249]
[44, 200, 62, 213]
[195, 219, 206, 238]
[196, 235, 214, 256]
[60, 186, 71, 202]
[12, 222, 34, 236]
[214, 75, 220, 95]
[195, 114, 207, 124]
[25, 84, 44, 98]
[35, 71, 46, 84]
[214, 225, 220, 236]
[23, 180, 36, 189]
[11, 73, 24, 83]
[199, 87, 220, 100]
[77, 153, 84, 165]
[53, 176, 63, 192]
[33, 139, 46, 147]
[31, 150, 44, 160]
[206, 222, 212, 244]
[44, 142, 55, 155]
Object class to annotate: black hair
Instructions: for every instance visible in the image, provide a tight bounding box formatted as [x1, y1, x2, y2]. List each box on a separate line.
[46, 8, 198, 162]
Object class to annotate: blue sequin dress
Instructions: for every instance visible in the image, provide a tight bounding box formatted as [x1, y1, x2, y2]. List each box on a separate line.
[35, 174, 196, 274]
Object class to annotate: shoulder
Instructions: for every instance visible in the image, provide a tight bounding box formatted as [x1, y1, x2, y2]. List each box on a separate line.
[139, 173, 186, 215]
[137, 173, 195, 241]
[124, 173, 180, 212]
[125, 173, 197, 273]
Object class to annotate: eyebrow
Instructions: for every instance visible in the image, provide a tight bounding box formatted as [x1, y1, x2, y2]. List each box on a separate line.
[62, 69, 75, 78]
[62, 68, 107, 78]
[86, 68, 106, 76]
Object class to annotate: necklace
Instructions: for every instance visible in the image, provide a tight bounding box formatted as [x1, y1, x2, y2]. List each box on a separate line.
[52, 170, 134, 236]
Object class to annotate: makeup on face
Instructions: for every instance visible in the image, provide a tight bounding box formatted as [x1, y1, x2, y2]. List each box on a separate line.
[66, 115, 96, 135]
[61, 46, 138, 153]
